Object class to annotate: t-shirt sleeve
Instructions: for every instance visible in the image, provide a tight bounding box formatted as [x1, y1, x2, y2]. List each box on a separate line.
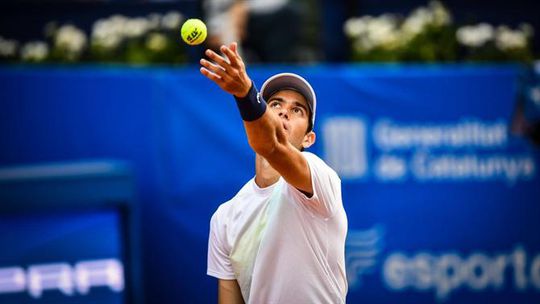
[286, 152, 343, 218]
[207, 208, 236, 280]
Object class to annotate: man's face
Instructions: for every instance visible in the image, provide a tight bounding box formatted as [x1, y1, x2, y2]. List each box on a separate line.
[267, 89, 316, 150]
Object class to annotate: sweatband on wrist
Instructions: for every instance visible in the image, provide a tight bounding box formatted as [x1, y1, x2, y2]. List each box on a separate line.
[234, 82, 267, 121]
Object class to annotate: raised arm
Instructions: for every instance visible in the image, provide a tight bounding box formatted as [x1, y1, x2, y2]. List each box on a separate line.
[200, 43, 313, 195]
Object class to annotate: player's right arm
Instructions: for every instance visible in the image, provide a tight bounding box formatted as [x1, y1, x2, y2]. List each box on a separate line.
[218, 279, 245, 304]
[199, 43, 314, 196]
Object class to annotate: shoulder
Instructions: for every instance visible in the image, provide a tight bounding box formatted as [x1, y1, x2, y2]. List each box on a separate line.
[285, 152, 342, 218]
[211, 178, 256, 224]
[302, 151, 340, 182]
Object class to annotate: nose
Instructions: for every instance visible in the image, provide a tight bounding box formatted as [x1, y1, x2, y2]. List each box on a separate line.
[278, 108, 289, 120]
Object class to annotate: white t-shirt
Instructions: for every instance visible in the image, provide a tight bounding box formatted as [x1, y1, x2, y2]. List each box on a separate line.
[207, 152, 348, 303]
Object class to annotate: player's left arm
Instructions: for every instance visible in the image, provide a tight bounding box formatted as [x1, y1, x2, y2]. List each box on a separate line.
[218, 279, 244, 304]
[200, 43, 313, 195]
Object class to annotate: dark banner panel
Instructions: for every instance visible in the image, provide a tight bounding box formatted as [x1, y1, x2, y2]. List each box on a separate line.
[0, 211, 125, 303]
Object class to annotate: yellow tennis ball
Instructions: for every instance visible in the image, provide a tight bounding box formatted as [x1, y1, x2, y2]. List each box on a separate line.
[181, 19, 207, 46]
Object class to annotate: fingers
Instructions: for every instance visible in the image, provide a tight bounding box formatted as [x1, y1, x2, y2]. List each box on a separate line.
[200, 42, 250, 96]
[200, 58, 229, 80]
[200, 67, 222, 82]
[221, 44, 241, 68]
[205, 49, 232, 70]
[230, 42, 240, 56]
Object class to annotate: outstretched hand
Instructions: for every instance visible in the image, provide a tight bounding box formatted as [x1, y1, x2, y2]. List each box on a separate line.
[200, 42, 252, 98]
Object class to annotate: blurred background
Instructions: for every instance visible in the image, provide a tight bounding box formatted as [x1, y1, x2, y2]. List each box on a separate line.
[1, 0, 540, 303]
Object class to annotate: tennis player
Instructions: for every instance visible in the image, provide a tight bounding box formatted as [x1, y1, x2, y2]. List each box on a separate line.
[201, 42, 348, 304]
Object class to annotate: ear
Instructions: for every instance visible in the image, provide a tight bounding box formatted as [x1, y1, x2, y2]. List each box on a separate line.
[302, 131, 316, 149]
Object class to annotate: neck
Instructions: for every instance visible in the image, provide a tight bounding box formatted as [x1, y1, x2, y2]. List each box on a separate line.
[254, 154, 280, 188]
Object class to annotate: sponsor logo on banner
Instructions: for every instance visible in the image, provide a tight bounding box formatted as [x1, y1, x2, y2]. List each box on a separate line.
[323, 117, 368, 179]
[346, 226, 384, 288]
[346, 227, 540, 302]
[0, 259, 124, 299]
[323, 117, 537, 183]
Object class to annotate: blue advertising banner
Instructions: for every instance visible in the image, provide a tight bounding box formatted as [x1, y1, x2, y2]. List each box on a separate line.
[312, 66, 540, 303]
[0, 65, 539, 303]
